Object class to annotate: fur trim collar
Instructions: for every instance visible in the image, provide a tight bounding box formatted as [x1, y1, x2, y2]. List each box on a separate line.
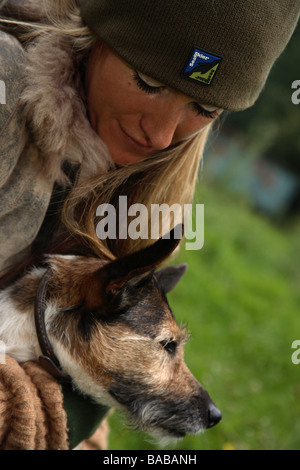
[21, 33, 114, 184]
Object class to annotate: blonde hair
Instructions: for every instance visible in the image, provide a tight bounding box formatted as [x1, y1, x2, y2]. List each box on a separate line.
[1, 0, 212, 261]
[63, 128, 210, 259]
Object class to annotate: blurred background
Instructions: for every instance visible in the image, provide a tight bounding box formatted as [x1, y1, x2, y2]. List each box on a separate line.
[107, 26, 300, 450]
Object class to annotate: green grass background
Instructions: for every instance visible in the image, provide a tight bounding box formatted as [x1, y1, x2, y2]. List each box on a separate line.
[106, 181, 300, 450]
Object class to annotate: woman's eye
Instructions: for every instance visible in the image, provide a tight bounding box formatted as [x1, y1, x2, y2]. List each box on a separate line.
[133, 71, 164, 95]
[192, 103, 218, 119]
[133, 71, 219, 119]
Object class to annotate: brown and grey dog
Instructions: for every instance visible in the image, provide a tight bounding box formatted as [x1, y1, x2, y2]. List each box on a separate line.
[0, 228, 221, 442]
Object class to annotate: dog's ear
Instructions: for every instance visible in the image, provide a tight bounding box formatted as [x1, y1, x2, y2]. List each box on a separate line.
[83, 225, 183, 308]
[155, 263, 187, 294]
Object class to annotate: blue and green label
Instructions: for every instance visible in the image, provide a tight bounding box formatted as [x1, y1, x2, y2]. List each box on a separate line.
[182, 47, 222, 86]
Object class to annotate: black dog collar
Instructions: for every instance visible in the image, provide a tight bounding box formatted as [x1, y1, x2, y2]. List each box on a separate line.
[34, 269, 70, 381]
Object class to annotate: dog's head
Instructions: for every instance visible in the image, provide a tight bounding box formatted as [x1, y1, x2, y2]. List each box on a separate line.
[46, 226, 221, 440]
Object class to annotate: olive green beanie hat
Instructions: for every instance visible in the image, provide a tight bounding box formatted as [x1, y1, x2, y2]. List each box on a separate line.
[80, 0, 300, 111]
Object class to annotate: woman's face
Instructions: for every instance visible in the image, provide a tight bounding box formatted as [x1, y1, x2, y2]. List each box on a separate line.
[85, 43, 222, 166]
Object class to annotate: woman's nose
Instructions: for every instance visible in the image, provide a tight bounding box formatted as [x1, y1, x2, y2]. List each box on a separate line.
[141, 102, 185, 151]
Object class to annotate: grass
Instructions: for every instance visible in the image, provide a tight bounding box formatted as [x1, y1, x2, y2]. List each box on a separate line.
[106, 181, 300, 450]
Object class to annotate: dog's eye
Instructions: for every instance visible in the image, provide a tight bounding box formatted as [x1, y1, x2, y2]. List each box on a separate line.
[161, 340, 177, 355]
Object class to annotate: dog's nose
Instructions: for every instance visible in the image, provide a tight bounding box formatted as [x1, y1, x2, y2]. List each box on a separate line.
[207, 404, 222, 428]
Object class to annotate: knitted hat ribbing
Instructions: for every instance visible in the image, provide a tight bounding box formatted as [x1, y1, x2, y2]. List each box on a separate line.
[80, 0, 300, 111]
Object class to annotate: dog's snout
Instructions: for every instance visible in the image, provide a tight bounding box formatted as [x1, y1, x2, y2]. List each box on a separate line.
[207, 404, 222, 428]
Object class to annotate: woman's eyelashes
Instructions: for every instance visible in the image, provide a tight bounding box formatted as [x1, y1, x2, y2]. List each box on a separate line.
[133, 71, 164, 94]
[133, 71, 218, 119]
[191, 103, 219, 119]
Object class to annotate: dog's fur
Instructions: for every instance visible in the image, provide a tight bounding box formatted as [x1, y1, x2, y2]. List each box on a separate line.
[0, 232, 221, 441]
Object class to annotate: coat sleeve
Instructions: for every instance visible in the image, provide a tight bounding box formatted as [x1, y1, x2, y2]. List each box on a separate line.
[0, 30, 27, 188]
[0, 355, 110, 450]
[0, 0, 47, 22]
[0, 355, 69, 450]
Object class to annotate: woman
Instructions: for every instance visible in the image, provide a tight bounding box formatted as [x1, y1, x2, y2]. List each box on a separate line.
[0, 0, 298, 450]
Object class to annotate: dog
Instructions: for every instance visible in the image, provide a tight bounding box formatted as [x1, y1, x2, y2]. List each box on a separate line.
[0, 227, 221, 442]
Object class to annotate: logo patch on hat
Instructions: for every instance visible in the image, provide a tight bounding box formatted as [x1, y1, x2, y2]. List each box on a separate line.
[182, 47, 222, 86]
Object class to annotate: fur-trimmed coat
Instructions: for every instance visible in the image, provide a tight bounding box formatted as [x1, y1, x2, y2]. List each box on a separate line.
[0, 0, 113, 273]
[0, 0, 112, 450]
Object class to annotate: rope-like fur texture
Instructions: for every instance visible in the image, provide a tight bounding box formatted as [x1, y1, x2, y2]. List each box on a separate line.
[0, 355, 69, 450]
